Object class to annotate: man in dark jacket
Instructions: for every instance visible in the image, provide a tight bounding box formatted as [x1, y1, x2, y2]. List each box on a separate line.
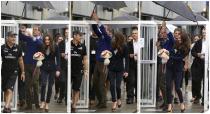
[126, 27, 139, 104]
[89, 31, 99, 106]
[91, 10, 112, 108]
[191, 26, 207, 105]
[19, 25, 43, 110]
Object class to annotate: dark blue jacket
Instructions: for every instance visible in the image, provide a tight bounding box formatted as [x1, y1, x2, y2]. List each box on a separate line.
[92, 24, 112, 62]
[19, 32, 43, 65]
[108, 45, 129, 72]
[167, 48, 186, 72]
[40, 45, 60, 71]
[163, 32, 175, 52]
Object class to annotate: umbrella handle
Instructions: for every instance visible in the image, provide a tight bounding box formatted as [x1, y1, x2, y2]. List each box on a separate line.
[91, 5, 97, 18]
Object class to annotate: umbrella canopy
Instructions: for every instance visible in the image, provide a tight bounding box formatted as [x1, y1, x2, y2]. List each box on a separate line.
[47, 15, 69, 20]
[41, 24, 67, 29]
[112, 14, 138, 21]
[41, 15, 68, 29]
[91, 1, 127, 10]
[153, 1, 196, 22]
[111, 24, 137, 29]
[173, 12, 208, 21]
[22, 1, 55, 9]
[111, 14, 138, 28]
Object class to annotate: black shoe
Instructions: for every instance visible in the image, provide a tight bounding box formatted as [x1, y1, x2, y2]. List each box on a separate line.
[181, 108, 185, 113]
[159, 103, 165, 108]
[97, 104, 107, 108]
[71, 105, 76, 113]
[24, 106, 32, 110]
[174, 98, 179, 104]
[35, 104, 40, 109]
[57, 99, 63, 104]
[194, 98, 200, 104]
[162, 105, 168, 111]
[3, 107, 11, 113]
[126, 99, 133, 104]
[201, 102, 204, 106]
[54, 95, 58, 100]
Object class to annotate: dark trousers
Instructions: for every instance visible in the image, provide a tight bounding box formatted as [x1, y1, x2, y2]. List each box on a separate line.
[89, 62, 96, 100]
[55, 77, 60, 96]
[108, 71, 123, 102]
[192, 74, 203, 99]
[158, 64, 167, 104]
[93, 61, 107, 105]
[18, 68, 25, 101]
[166, 67, 183, 104]
[40, 70, 55, 103]
[59, 68, 67, 102]
[126, 67, 137, 100]
[25, 64, 39, 108]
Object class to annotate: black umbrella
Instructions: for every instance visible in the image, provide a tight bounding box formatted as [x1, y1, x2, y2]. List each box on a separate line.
[22, 1, 55, 9]
[112, 14, 138, 21]
[153, 1, 197, 22]
[47, 15, 69, 20]
[91, 1, 127, 10]
[111, 14, 138, 28]
[41, 15, 68, 29]
[173, 12, 208, 21]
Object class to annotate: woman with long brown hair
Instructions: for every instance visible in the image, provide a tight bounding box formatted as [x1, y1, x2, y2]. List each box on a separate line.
[166, 28, 190, 112]
[39, 34, 60, 112]
[108, 32, 129, 111]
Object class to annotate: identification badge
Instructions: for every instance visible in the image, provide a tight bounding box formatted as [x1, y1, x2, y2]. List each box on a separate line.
[91, 50, 96, 54]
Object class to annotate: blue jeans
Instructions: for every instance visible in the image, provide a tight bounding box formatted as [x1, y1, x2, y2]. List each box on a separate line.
[40, 70, 55, 103]
[166, 67, 183, 104]
[108, 71, 123, 102]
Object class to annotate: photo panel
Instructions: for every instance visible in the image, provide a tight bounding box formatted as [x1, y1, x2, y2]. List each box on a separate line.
[1, 20, 69, 113]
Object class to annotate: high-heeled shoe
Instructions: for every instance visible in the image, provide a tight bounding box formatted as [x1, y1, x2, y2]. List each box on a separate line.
[112, 102, 117, 112]
[39, 102, 45, 110]
[167, 106, 173, 113]
[117, 100, 122, 108]
[45, 104, 49, 112]
[181, 108, 185, 113]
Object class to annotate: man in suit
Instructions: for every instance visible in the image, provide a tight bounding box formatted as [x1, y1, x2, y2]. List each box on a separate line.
[191, 26, 207, 105]
[126, 27, 139, 104]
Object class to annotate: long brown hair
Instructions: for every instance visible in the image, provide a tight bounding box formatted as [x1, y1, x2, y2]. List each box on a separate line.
[174, 30, 191, 56]
[112, 32, 126, 54]
[42, 34, 55, 54]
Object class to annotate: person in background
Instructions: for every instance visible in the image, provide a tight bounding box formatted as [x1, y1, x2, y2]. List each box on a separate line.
[126, 27, 139, 104]
[190, 34, 200, 103]
[89, 30, 99, 106]
[17, 24, 28, 108]
[191, 26, 207, 105]
[54, 33, 63, 101]
[58, 28, 69, 105]
[2, 31, 25, 113]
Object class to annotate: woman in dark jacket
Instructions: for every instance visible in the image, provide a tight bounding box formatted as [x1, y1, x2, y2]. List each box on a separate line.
[39, 34, 60, 112]
[166, 29, 190, 112]
[108, 32, 129, 111]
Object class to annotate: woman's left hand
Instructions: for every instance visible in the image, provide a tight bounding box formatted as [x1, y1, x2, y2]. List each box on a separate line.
[123, 72, 128, 78]
[56, 71, 60, 77]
